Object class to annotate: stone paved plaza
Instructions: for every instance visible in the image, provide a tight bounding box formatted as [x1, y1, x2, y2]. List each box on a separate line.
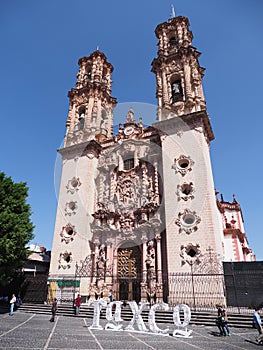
[0, 311, 261, 350]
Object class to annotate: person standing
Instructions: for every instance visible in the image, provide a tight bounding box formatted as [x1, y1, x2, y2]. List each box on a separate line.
[50, 298, 58, 322]
[9, 294, 16, 316]
[253, 308, 263, 343]
[216, 304, 231, 336]
[75, 294, 82, 315]
[220, 306, 231, 336]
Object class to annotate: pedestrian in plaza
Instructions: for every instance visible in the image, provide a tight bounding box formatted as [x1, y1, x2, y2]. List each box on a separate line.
[253, 307, 263, 344]
[215, 304, 231, 336]
[75, 294, 82, 315]
[50, 298, 58, 322]
[9, 293, 16, 316]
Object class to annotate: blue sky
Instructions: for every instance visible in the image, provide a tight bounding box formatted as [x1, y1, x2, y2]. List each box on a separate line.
[1, 0, 262, 260]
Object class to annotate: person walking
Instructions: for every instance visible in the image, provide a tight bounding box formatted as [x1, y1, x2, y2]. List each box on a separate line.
[216, 304, 231, 336]
[253, 308, 263, 344]
[9, 294, 16, 316]
[75, 294, 82, 315]
[220, 306, 231, 336]
[50, 298, 58, 322]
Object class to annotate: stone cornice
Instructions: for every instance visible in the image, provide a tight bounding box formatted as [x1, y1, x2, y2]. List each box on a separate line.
[68, 85, 117, 105]
[153, 110, 214, 142]
[58, 139, 102, 160]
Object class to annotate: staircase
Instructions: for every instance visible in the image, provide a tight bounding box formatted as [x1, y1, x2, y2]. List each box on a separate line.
[14, 303, 254, 329]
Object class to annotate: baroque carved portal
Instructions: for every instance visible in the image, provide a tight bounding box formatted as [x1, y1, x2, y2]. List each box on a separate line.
[92, 142, 161, 236]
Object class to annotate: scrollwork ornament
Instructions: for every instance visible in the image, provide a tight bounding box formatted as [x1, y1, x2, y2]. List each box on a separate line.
[175, 209, 201, 234]
[60, 223, 76, 244]
[177, 183, 194, 201]
[58, 251, 72, 269]
[66, 177, 81, 194]
[172, 155, 194, 176]
[64, 201, 78, 216]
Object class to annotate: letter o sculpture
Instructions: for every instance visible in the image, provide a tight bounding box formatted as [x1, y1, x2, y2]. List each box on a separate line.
[173, 304, 191, 328]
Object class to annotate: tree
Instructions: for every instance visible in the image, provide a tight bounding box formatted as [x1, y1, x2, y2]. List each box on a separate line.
[0, 172, 34, 287]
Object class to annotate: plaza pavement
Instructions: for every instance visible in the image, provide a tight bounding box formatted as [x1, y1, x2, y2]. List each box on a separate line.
[0, 310, 261, 350]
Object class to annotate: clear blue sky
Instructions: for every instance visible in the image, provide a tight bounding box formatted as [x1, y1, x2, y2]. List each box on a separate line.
[1, 1, 262, 260]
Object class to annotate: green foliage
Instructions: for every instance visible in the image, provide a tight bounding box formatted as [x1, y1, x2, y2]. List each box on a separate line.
[0, 172, 34, 286]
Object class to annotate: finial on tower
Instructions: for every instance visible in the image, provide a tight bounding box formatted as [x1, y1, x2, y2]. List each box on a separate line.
[171, 4, 176, 18]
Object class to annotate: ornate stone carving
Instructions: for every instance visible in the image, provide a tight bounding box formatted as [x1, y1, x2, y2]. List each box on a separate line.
[65, 201, 78, 216]
[125, 108, 136, 123]
[172, 155, 194, 176]
[145, 240, 156, 271]
[180, 243, 201, 266]
[60, 223, 76, 243]
[58, 250, 72, 269]
[96, 244, 108, 278]
[177, 182, 194, 201]
[92, 144, 161, 234]
[175, 209, 201, 234]
[66, 177, 81, 194]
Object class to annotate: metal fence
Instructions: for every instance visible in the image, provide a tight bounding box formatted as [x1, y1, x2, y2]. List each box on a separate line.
[7, 262, 263, 312]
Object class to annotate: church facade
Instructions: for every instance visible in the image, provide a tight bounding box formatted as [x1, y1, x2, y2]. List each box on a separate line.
[48, 14, 255, 306]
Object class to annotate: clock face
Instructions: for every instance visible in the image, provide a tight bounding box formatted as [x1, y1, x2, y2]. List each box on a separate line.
[124, 126, 134, 136]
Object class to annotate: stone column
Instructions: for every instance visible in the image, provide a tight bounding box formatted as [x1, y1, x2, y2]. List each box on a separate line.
[105, 242, 113, 294]
[162, 70, 169, 106]
[155, 233, 163, 302]
[153, 160, 159, 205]
[112, 247, 118, 299]
[140, 237, 148, 302]
[142, 239, 148, 283]
[155, 233, 162, 282]
[106, 241, 113, 275]
[184, 61, 192, 100]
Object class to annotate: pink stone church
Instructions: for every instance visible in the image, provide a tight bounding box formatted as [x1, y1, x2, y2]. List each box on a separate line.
[48, 13, 255, 307]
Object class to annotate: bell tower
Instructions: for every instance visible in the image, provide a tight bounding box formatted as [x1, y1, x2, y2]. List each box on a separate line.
[152, 15, 206, 119]
[65, 50, 117, 146]
[152, 11, 224, 306]
[48, 51, 117, 299]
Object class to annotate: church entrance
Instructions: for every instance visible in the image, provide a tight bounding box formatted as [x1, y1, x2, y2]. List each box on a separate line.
[117, 245, 141, 302]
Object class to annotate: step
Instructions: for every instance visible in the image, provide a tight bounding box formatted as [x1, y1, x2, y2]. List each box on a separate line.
[15, 303, 254, 329]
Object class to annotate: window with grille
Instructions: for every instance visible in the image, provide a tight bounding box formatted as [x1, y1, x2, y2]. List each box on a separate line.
[123, 158, 134, 171]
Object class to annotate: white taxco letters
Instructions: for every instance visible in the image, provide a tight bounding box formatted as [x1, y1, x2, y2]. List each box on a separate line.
[88, 300, 192, 338]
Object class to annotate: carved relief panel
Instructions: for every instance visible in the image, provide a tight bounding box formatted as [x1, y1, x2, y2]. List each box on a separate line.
[93, 140, 161, 233]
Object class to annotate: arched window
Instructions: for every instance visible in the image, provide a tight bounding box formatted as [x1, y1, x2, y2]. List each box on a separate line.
[78, 108, 85, 130]
[169, 36, 177, 46]
[171, 79, 183, 103]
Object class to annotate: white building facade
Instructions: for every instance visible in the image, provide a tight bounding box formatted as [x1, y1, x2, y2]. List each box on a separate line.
[48, 14, 255, 306]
